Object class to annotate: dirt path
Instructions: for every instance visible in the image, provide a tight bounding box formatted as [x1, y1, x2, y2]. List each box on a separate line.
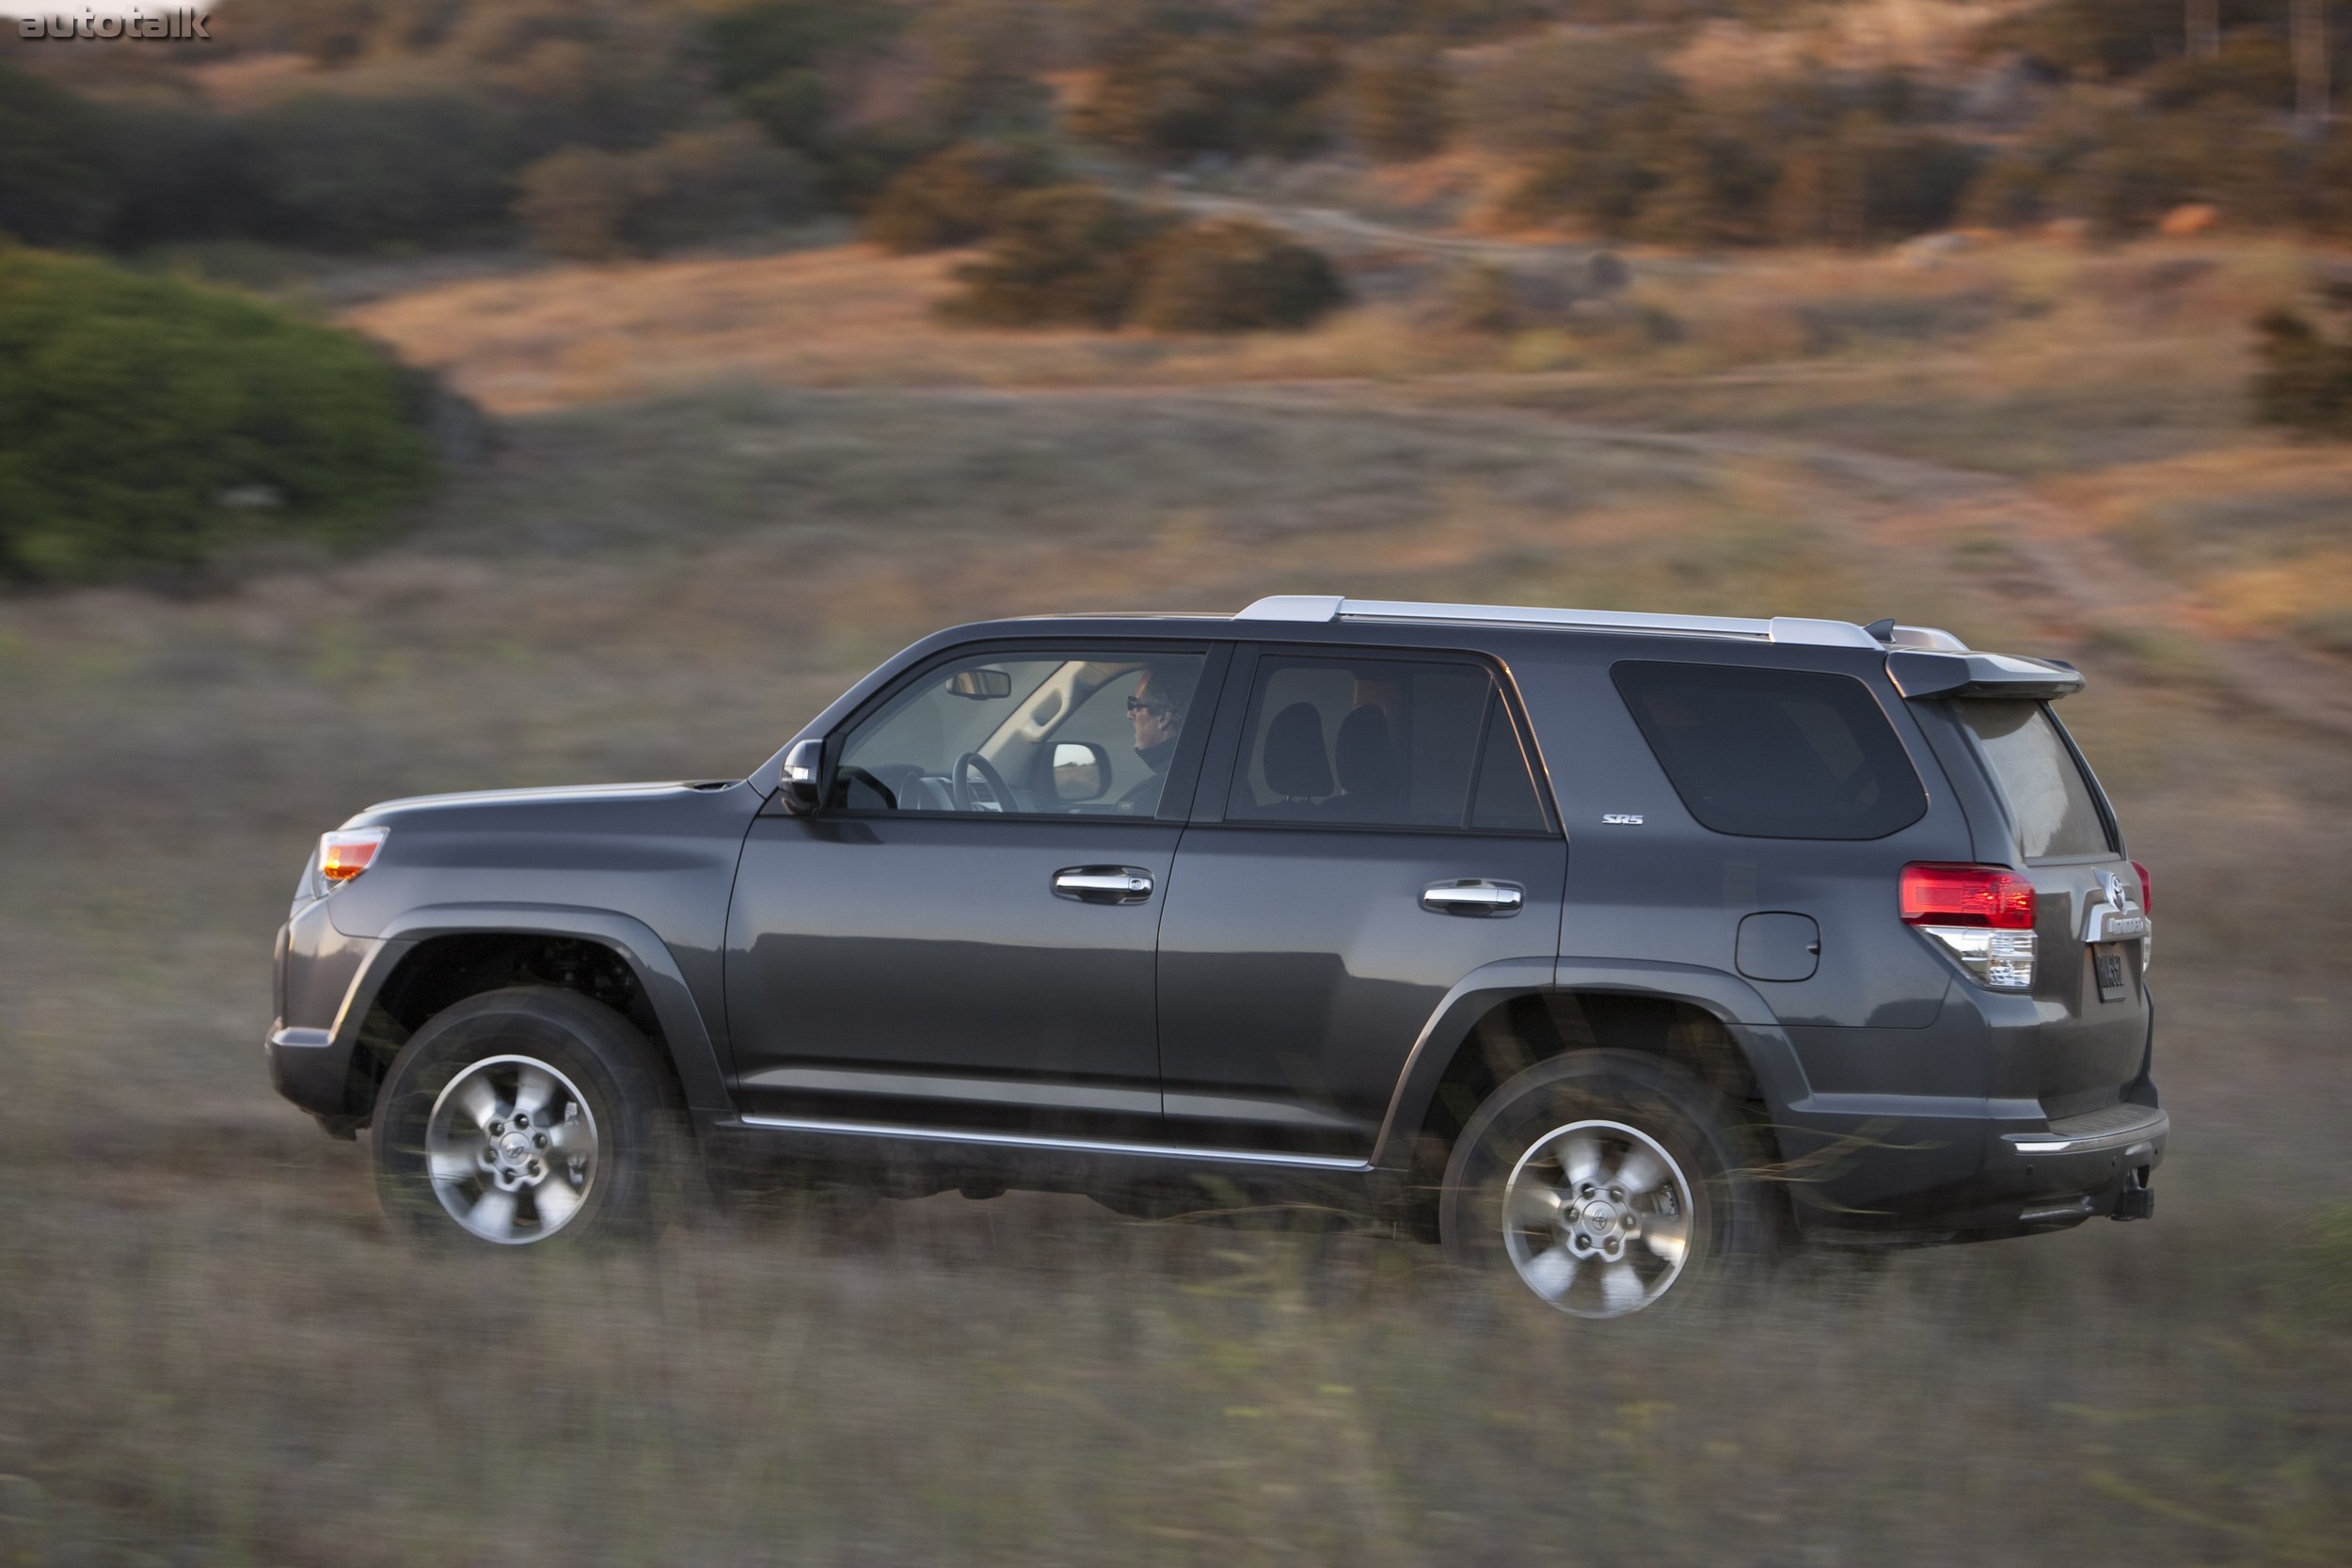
[1159, 191, 1615, 267]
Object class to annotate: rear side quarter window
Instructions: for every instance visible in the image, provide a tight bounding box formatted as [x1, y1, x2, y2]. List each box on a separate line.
[1613, 661, 1927, 840]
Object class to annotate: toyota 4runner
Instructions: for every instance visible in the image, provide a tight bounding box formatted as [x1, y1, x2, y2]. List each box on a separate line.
[268, 595, 2164, 1318]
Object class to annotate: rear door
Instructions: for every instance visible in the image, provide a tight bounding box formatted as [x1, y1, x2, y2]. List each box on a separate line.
[1155, 645, 1567, 1158]
[1951, 699, 2152, 1116]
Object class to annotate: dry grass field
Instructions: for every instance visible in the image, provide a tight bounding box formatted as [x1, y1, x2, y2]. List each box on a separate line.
[6, 230, 2352, 1564]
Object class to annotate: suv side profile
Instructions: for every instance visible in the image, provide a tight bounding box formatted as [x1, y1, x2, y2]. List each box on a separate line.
[267, 595, 2164, 1318]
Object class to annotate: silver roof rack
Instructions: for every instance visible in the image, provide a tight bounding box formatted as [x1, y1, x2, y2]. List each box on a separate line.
[1232, 595, 1964, 652]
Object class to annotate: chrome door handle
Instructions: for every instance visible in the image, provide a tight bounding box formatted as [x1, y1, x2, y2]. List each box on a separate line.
[1054, 866, 1154, 904]
[1422, 879, 1524, 916]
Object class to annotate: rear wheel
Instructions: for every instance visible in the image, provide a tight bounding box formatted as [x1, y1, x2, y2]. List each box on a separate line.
[1439, 1050, 1768, 1319]
[372, 987, 681, 1248]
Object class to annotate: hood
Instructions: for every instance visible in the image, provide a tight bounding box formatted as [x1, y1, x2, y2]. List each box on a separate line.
[345, 780, 743, 825]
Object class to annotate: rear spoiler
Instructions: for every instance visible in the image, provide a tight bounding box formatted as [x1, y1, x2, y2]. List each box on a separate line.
[1886, 650, 2085, 701]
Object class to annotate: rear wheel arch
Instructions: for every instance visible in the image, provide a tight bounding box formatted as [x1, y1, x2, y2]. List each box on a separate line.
[1389, 983, 1795, 1235]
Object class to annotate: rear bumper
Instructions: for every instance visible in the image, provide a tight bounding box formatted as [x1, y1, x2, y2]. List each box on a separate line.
[1983, 1101, 2167, 1227]
[1779, 1097, 2168, 1243]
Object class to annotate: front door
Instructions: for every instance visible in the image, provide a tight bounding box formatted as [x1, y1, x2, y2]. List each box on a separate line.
[1157, 647, 1568, 1157]
[725, 642, 1220, 1141]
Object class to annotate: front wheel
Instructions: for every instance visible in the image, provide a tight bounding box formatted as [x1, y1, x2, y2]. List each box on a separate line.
[372, 987, 681, 1248]
[1439, 1050, 1771, 1319]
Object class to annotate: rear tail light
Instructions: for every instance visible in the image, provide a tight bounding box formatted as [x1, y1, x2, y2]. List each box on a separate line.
[1901, 863, 2037, 990]
[2132, 860, 2154, 974]
[319, 827, 389, 884]
[1900, 863, 2036, 928]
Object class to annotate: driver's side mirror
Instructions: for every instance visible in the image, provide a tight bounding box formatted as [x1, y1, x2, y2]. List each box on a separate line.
[779, 738, 824, 815]
[1049, 740, 1110, 802]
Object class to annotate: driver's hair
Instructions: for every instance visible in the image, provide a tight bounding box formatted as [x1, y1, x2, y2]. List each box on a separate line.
[1134, 661, 1198, 721]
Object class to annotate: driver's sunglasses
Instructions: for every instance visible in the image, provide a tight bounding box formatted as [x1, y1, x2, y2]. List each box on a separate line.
[1125, 696, 1172, 717]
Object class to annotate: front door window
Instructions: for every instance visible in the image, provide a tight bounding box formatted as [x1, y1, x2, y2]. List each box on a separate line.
[832, 651, 1209, 819]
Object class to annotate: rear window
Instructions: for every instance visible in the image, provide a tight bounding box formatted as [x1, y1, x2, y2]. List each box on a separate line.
[1613, 662, 1928, 840]
[1954, 700, 2112, 860]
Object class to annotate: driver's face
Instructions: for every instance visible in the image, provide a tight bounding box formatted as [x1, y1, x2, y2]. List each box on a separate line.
[1129, 674, 1180, 751]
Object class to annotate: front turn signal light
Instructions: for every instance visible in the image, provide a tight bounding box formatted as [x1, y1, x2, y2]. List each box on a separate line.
[319, 827, 389, 884]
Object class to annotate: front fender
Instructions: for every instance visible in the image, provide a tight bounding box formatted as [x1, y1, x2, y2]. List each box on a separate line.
[358, 902, 733, 1115]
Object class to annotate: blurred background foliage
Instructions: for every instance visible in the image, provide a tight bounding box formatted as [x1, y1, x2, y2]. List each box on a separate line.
[7, 0, 2352, 260]
[0, 247, 431, 582]
[5, 0, 2352, 570]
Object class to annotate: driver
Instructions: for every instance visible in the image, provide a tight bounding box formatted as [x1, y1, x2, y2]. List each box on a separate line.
[1116, 662, 1196, 815]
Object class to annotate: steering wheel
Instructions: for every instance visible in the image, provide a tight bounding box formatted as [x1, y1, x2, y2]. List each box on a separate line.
[950, 751, 1015, 813]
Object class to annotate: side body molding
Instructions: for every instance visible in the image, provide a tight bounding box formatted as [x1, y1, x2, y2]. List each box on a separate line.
[352, 902, 734, 1116]
[1368, 957, 1815, 1172]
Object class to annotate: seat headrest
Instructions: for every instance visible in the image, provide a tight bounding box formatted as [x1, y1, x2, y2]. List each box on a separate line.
[1335, 704, 1403, 809]
[1263, 702, 1333, 800]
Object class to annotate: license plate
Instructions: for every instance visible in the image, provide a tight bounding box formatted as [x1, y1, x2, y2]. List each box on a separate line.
[2092, 942, 2131, 1004]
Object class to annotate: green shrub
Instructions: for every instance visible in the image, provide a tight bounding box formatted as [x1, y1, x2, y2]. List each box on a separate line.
[1068, 34, 1339, 163]
[1979, 0, 2183, 81]
[941, 185, 1174, 328]
[861, 142, 1056, 255]
[942, 196, 1347, 335]
[1132, 218, 1347, 333]
[0, 63, 116, 246]
[2250, 293, 2352, 439]
[1771, 117, 1979, 248]
[633, 122, 811, 248]
[901, 1, 1056, 141]
[707, 0, 904, 175]
[245, 91, 524, 249]
[0, 249, 433, 583]
[516, 123, 810, 260]
[97, 99, 261, 251]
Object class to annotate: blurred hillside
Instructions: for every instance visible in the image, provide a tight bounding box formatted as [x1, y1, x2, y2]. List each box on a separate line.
[7, 0, 2352, 261]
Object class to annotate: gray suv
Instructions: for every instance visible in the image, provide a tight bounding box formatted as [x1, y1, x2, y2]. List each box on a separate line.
[267, 595, 2163, 1317]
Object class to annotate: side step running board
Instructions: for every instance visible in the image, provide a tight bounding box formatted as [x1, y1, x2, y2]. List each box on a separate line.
[729, 1115, 1375, 1173]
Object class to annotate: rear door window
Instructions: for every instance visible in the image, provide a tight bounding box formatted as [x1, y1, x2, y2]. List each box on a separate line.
[1226, 653, 1550, 832]
[1613, 661, 1927, 840]
[1953, 700, 2113, 860]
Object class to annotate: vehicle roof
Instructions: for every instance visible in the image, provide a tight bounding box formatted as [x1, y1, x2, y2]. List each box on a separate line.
[968, 595, 1972, 654]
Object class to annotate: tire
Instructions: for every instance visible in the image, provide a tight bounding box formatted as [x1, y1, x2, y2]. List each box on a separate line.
[371, 986, 684, 1249]
[1438, 1050, 1771, 1319]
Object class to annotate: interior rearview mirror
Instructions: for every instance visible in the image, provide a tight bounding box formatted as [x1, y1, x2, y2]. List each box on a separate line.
[779, 737, 823, 814]
[946, 667, 1013, 700]
[1050, 741, 1110, 802]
